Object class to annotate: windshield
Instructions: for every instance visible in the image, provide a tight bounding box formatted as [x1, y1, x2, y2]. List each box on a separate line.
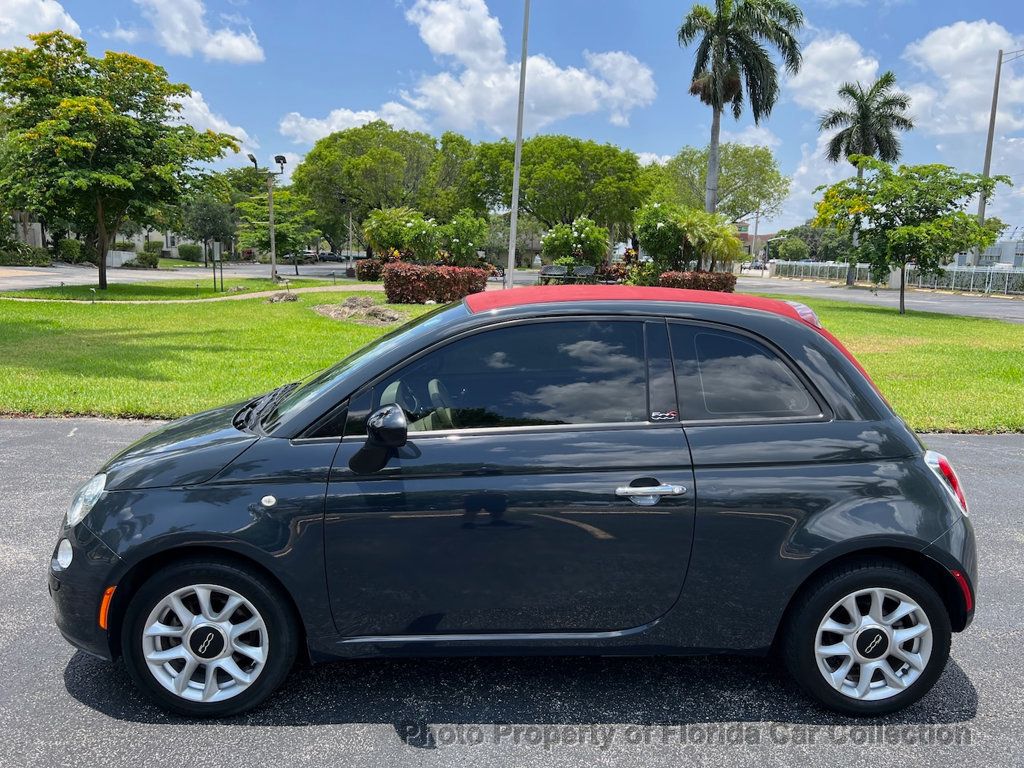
[257, 302, 462, 433]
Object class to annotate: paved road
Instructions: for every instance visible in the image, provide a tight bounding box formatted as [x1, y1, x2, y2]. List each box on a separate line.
[1, 418, 1020, 767]
[0, 262, 540, 291]
[740, 275, 1024, 323]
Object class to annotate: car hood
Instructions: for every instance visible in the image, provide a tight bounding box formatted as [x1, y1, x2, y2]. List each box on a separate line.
[101, 401, 258, 490]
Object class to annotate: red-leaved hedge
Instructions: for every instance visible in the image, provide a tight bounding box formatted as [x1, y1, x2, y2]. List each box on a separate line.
[658, 271, 737, 293]
[382, 262, 489, 304]
[355, 257, 385, 281]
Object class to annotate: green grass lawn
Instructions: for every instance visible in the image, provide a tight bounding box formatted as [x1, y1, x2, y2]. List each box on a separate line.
[0, 291, 428, 419]
[157, 257, 198, 269]
[0, 290, 1021, 431]
[1, 277, 337, 301]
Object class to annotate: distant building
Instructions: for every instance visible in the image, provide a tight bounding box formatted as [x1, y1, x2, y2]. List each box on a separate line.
[957, 238, 1024, 268]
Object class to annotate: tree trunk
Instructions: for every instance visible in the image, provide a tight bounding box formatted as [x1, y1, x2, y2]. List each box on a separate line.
[705, 108, 722, 214]
[845, 165, 864, 287]
[95, 198, 108, 290]
[899, 262, 906, 315]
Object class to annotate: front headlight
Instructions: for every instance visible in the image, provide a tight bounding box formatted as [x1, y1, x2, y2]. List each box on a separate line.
[66, 473, 106, 528]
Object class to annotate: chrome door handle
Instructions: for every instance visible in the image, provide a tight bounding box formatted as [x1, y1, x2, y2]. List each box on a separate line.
[615, 484, 686, 506]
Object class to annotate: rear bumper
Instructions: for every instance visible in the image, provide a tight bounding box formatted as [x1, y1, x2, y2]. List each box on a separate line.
[923, 514, 977, 631]
[48, 524, 122, 661]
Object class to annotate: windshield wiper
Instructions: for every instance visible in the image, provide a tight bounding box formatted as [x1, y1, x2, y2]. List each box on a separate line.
[254, 381, 300, 429]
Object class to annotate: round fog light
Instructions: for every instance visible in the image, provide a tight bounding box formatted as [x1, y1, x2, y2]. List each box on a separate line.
[56, 538, 73, 570]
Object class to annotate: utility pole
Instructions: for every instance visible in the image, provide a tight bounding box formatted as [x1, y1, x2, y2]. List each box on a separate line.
[505, 0, 531, 290]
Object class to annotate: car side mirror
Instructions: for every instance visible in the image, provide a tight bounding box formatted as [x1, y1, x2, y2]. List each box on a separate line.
[367, 404, 408, 448]
[348, 405, 408, 474]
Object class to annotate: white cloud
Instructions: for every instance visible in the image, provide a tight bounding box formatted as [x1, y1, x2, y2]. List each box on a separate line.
[279, 102, 429, 144]
[722, 124, 782, 148]
[787, 32, 879, 112]
[279, 0, 656, 143]
[101, 20, 141, 43]
[133, 0, 264, 64]
[0, 0, 79, 48]
[637, 152, 671, 166]
[176, 90, 257, 151]
[904, 20, 1024, 135]
[406, 0, 506, 71]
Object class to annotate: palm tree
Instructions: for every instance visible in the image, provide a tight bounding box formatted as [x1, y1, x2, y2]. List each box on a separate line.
[819, 71, 914, 284]
[678, 0, 803, 215]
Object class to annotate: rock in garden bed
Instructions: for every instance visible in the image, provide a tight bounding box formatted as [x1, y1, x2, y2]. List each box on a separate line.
[266, 292, 298, 303]
[312, 296, 406, 326]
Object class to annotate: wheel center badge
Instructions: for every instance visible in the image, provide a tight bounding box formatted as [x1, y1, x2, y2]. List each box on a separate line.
[856, 628, 888, 659]
[189, 626, 226, 659]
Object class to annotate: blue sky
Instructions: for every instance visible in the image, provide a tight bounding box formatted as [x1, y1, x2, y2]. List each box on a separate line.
[3, 0, 1023, 229]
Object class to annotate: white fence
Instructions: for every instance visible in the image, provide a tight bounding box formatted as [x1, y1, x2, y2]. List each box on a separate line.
[770, 261, 1024, 296]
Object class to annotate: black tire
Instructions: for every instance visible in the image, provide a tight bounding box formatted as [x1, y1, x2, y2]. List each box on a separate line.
[121, 558, 298, 718]
[782, 559, 951, 717]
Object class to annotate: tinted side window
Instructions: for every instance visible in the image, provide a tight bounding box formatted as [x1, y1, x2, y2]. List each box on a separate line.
[670, 324, 821, 421]
[373, 320, 648, 431]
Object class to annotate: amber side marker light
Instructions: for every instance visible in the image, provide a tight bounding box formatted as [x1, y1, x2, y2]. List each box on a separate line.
[98, 586, 117, 630]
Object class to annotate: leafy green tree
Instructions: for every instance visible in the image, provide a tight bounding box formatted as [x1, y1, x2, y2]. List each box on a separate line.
[476, 135, 646, 234]
[440, 209, 488, 266]
[181, 196, 235, 263]
[677, 0, 803, 213]
[815, 158, 1008, 314]
[540, 217, 609, 267]
[819, 70, 915, 285]
[662, 143, 789, 222]
[292, 121, 437, 254]
[776, 222, 853, 263]
[0, 32, 237, 289]
[778, 237, 809, 261]
[236, 188, 319, 274]
[419, 132, 486, 222]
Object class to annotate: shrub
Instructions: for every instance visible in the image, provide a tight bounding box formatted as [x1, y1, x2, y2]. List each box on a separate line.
[382, 263, 488, 304]
[625, 262, 659, 286]
[142, 240, 164, 255]
[124, 251, 159, 269]
[363, 207, 423, 256]
[596, 262, 628, 283]
[112, 240, 136, 252]
[57, 238, 84, 263]
[540, 217, 608, 267]
[657, 271, 737, 293]
[0, 245, 50, 266]
[440, 209, 488, 266]
[355, 257, 385, 281]
[177, 243, 203, 261]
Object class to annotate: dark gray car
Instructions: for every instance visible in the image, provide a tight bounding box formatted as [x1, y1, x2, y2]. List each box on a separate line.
[49, 286, 976, 718]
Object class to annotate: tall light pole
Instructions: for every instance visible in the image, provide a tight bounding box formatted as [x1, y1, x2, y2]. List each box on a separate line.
[976, 47, 1024, 263]
[249, 153, 287, 280]
[504, 0, 531, 290]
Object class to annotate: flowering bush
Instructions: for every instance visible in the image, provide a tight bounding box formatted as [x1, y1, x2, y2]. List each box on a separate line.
[440, 209, 488, 266]
[382, 262, 489, 304]
[658, 271, 737, 292]
[363, 207, 422, 256]
[540, 217, 608, 267]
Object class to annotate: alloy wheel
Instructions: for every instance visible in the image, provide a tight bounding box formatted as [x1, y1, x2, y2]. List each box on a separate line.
[141, 584, 269, 703]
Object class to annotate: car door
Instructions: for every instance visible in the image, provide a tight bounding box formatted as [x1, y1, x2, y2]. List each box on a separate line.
[322, 318, 696, 637]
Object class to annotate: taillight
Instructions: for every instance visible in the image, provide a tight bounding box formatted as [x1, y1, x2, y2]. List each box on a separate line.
[924, 450, 968, 514]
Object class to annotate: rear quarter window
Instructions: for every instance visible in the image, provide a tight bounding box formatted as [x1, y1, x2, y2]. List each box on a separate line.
[669, 323, 823, 422]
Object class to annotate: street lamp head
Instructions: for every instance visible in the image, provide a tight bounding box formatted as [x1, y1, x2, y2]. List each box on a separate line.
[247, 153, 258, 169]
[274, 155, 287, 173]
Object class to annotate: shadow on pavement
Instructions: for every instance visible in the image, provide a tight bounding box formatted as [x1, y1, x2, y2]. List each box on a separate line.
[64, 650, 977, 742]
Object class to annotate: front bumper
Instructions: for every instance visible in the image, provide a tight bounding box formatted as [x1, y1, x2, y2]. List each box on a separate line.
[48, 523, 122, 660]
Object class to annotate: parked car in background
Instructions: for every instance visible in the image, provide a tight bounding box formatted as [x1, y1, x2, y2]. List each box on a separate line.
[318, 252, 345, 262]
[49, 286, 976, 718]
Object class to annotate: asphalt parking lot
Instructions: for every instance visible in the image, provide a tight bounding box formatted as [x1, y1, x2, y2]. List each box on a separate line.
[0, 418, 1021, 767]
